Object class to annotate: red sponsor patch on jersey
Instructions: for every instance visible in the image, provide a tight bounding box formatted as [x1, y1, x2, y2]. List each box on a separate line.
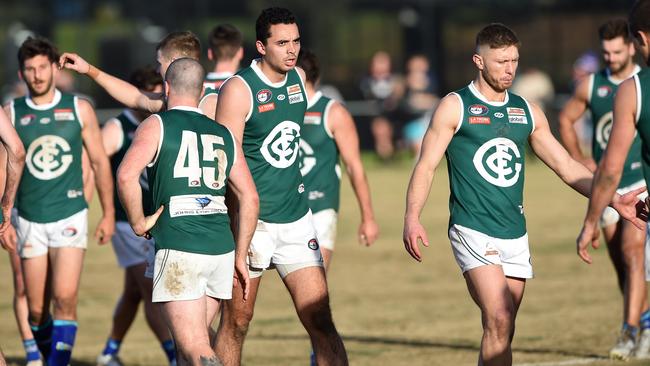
[258, 103, 276, 113]
[469, 116, 490, 124]
[506, 107, 526, 116]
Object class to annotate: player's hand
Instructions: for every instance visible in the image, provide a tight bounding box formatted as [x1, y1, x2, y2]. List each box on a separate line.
[612, 187, 648, 230]
[58, 52, 90, 74]
[133, 205, 164, 240]
[403, 217, 429, 262]
[95, 214, 115, 245]
[358, 219, 379, 246]
[576, 220, 600, 264]
[581, 158, 598, 173]
[0, 224, 17, 252]
[234, 258, 250, 302]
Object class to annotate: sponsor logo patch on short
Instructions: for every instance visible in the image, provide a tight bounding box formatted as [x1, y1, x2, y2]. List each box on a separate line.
[304, 112, 322, 125]
[494, 112, 504, 118]
[20, 114, 35, 126]
[506, 107, 526, 116]
[468, 104, 489, 115]
[508, 115, 528, 124]
[308, 238, 319, 250]
[597, 85, 612, 98]
[258, 103, 276, 113]
[54, 108, 75, 121]
[277, 94, 286, 101]
[62, 227, 78, 237]
[469, 116, 490, 124]
[256, 89, 272, 104]
[287, 84, 301, 95]
[289, 93, 304, 104]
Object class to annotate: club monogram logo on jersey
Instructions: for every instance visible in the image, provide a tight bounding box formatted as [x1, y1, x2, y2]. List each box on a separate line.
[26, 135, 73, 180]
[595, 111, 613, 150]
[261, 121, 301, 168]
[299, 139, 316, 176]
[473, 137, 522, 188]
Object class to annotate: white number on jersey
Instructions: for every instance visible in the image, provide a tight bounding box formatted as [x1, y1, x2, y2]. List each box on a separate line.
[174, 130, 228, 189]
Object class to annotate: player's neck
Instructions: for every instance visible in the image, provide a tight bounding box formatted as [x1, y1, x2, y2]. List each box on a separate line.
[213, 59, 239, 75]
[166, 95, 199, 110]
[29, 87, 57, 105]
[257, 59, 288, 83]
[473, 77, 507, 102]
[608, 62, 637, 81]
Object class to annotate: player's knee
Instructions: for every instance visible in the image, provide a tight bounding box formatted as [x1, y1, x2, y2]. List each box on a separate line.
[53, 293, 78, 315]
[303, 300, 336, 334]
[28, 309, 46, 325]
[484, 307, 514, 340]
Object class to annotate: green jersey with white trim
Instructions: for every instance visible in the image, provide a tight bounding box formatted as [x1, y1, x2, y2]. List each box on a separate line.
[147, 107, 235, 255]
[447, 82, 534, 239]
[233, 59, 309, 223]
[299, 92, 340, 213]
[11, 90, 86, 223]
[588, 67, 643, 188]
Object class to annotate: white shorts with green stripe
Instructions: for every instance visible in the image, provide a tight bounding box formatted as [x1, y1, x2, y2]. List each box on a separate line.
[448, 224, 533, 279]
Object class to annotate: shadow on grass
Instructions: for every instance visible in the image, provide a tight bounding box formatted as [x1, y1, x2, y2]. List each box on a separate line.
[5, 356, 96, 366]
[250, 333, 603, 359]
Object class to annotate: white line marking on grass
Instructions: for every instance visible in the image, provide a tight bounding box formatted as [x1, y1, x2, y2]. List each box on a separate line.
[515, 357, 606, 366]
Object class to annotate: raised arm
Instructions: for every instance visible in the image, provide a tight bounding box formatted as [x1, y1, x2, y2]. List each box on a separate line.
[558, 76, 595, 170]
[0, 105, 25, 232]
[117, 116, 162, 236]
[576, 78, 642, 263]
[79, 99, 115, 244]
[403, 94, 460, 262]
[329, 101, 378, 246]
[225, 134, 259, 301]
[59, 52, 164, 113]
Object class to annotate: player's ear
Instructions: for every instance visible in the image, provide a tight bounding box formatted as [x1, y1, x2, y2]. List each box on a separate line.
[472, 53, 484, 71]
[207, 48, 214, 61]
[629, 40, 637, 57]
[17, 69, 23, 81]
[256, 40, 266, 56]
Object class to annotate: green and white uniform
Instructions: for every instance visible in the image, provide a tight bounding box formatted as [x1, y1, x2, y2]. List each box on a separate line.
[107, 110, 154, 268]
[587, 67, 646, 227]
[446, 82, 534, 278]
[200, 71, 233, 107]
[230, 59, 321, 277]
[10, 89, 88, 258]
[147, 106, 237, 301]
[300, 91, 340, 250]
[632, 69, 650, 280]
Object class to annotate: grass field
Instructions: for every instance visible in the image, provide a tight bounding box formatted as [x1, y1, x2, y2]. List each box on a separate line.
[1, 157, 649, 366]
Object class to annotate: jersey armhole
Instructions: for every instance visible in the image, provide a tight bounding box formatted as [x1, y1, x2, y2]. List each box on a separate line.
[73, 96, 84, 128]
[635, 74, 642, 124]
[147, 115, 164, 168]
[450, 92, 463, 134]
[586, 73, 595, 106]
[8, 101, 15, 126]
[521, 96, 536, 134]
[323, 99, 336, 139]
[232, 75, 254, 123]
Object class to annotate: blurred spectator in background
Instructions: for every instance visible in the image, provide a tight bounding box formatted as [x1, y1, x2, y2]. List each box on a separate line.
[399, 54, 439, 157]
[511, 67, 554, 114]
[360, 51, 404, 160]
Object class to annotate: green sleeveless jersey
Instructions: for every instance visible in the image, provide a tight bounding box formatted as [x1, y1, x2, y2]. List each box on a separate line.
[203, 72, 232, 96]
[147, 106, 236, 255]
[11, 90, 86, 223]
[299, 92, 340, 213]
[233, 59, 309, 223]
[447, 83, 534, 239]
[588, 67, 644, 188]
[633, 69, 650, 188]
[108, 110, 153, 222]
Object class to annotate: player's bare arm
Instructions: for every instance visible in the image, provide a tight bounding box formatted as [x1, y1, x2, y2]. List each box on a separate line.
[59, 52, 164, 113]
[558, 76, 596, 170]
[225, 135, 259, 301]
[117, 115, 163, 237]
[101, 118, 124, 157]
[403, 94, 460, 262]
[199, 94, 218, 120]
[576, 78, 646, 263]
[0, 106, 25, 233]
[214, 77, 251, 140]
[329, 101, 379, 246]
[79, 98, 115, 243]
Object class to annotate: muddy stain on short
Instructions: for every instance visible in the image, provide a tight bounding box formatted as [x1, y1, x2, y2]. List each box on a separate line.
[165, 261, 185, 296]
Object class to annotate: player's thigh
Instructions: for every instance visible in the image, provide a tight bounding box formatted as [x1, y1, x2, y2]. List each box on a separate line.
[620, 219, 646, 254]
[282, 265, 329, 312]
[48, 247, 85, 299]
[21, 254, 49, 308]
[463, 265, 514, 316]
[161, 296, 210, 349]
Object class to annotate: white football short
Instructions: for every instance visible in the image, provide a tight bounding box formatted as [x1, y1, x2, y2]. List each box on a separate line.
[152, 249, 234, 302]
[312, 209, 338, 251]
[17, 209, 88, 259]
[448, 224, 533, 279]
[248, 210, 323, 279]
[111, 221, 153, 268]
[601, 180, 647, 227]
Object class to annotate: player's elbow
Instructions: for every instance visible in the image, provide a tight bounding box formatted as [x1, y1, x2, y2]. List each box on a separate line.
[10, 143, 26, 164]
[116, 165, 135, 190]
